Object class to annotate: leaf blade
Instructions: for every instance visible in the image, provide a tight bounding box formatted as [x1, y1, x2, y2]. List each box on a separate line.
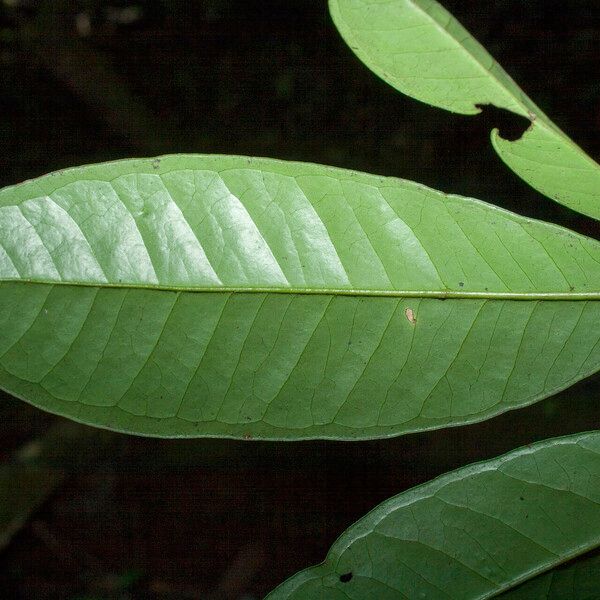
[1, 155, 600, 439]
[266, 432, 600, 598]
[329, 0, 600, 220]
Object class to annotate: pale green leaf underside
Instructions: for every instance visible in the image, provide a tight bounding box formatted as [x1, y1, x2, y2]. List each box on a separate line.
[329, 0, 600, 221]
[266, 432, 600, 599]
[1, 155, 600, 439]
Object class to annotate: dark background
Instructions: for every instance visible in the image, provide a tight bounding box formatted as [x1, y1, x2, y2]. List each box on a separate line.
[0, 1, 599, 598]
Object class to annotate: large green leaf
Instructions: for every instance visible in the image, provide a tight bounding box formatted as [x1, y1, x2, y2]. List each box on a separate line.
[266, 431, 600, 599]
[1, 155, 600, 439]
[329, 0, 600, 221]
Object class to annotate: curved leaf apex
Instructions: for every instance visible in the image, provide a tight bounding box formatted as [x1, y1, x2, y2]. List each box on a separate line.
[491, 123, 600, 221]
[329, 0, 600, 220]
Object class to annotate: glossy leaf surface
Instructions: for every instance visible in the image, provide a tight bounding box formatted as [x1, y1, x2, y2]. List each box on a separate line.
[266, 432, 600, 599]
[329, 0, 600, 220]
[1, 155, 600, 439]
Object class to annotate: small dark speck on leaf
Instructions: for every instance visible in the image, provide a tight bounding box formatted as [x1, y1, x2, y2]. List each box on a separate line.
[243, 433, 253, 440]
[519, 496, 524, 501]
[339, 572, 353, 583]
[458, 281, 464, 287]
[151, 158, 161, 170]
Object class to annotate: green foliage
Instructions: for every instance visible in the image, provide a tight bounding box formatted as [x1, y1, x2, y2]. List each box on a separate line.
[267, 432, 600, 599]
[0, 0, 599, 597]
[1, 156, 600, 439]
[329, 0, 600, 220]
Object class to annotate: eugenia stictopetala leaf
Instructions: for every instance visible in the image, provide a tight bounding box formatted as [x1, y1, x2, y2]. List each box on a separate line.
[1, 155, 600, 439]
[266, 431, 600, 599]
[329, 0, 600, 221]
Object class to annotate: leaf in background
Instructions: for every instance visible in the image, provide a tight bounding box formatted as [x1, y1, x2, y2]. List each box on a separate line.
[0, 420, 117, 551]
[329, 0, 600, 220]
[0, 425, 68, 551]
[1, 155, 600, 439]
[0, 465, 63, 551]
[266, 431, 600, 599]
[498, 552, 600, 599]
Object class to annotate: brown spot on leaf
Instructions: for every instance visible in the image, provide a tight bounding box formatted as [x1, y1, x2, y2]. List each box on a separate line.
[405, 308, 416, 325]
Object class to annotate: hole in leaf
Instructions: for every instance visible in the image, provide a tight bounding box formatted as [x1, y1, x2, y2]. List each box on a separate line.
[339, 572, 353, 583]
[475, 103, 531, 142]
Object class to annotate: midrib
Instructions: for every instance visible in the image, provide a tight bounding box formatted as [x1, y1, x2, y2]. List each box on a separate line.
[4, 279, 600, 301]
